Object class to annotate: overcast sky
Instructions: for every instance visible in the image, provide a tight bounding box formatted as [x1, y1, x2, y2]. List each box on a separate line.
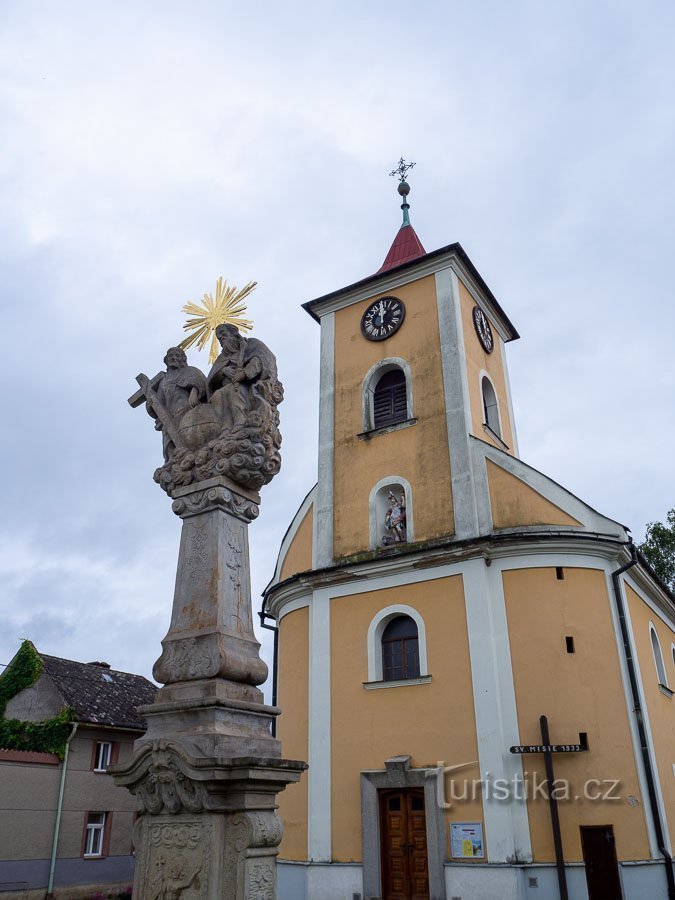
[1, 1, 674, 688]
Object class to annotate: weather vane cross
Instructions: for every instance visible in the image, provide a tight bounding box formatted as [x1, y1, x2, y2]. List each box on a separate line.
[389, 157, 416, 182]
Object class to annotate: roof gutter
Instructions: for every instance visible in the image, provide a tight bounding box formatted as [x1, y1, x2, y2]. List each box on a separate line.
[611, 544, 675, 898]
[45, 721, 78, 899]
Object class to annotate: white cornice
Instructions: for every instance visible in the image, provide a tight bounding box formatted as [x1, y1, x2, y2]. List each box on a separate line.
[266, 531, 630, 620]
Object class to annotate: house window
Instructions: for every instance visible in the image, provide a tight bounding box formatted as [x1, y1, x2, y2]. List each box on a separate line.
[373, 368, 408, 429]
[481, 375, 501, 437]
[93, 741, 112, 772]
[382, 615, 420, 681]
[650, 624, 669, 688]
[83, 812, 107, 857]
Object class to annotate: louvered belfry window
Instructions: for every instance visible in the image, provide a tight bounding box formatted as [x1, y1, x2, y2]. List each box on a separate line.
[373, 368, 407, 429]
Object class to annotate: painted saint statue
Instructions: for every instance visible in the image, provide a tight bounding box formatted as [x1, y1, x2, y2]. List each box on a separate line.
[383, 491, 407, 544]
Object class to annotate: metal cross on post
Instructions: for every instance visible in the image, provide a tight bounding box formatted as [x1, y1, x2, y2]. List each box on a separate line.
[389, 158, 417, 226]
[389, 157, 416, 181]
[509, 715, 588, 900]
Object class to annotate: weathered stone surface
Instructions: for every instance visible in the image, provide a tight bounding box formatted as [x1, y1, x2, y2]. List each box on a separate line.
[119, 332, 306, 899]
[114, 741, 305, 900]
[129, 326, 283, 496]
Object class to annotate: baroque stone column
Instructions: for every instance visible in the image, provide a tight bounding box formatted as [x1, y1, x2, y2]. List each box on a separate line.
[114, 333, 306, 900]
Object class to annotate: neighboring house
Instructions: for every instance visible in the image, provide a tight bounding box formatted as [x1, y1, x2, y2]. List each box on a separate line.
[264, 186, 675, 900]
[0, 642, 157, 894]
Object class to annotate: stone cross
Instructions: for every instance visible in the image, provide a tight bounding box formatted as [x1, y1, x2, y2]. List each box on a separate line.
[114, 327, 306, 900]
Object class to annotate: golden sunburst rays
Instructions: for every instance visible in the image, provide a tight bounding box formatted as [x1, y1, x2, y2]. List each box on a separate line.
[178, 277, 256, 364]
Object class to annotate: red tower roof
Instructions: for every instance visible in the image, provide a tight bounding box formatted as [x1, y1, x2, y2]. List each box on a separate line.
[377, 223, 427, 274]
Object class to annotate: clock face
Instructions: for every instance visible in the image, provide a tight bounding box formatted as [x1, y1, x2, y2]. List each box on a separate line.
[361, 296, 406, 341]
[472, 306, 494, 353]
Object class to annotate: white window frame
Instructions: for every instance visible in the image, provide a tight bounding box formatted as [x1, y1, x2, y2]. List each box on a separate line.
[368, 476, 414, 550]
[650, 622, 670, 690]
[93, 741, 112, 772]
[479, 371, 502, 439]
[366, 604, 428, 682]
[84, 812, 106, 857]
[361, 357, 414, 433]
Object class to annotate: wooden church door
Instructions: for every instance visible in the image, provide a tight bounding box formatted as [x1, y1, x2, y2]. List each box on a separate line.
[379, 788, 430, 900]
[580, 825, 623, 900]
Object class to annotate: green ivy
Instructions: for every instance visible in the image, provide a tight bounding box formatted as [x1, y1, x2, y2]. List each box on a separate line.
[0, 639, 75, 758]
[0, 639, 43, 716]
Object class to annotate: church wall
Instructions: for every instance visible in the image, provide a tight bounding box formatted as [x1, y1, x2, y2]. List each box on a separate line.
[277, 606, 310, 860]
[486, 459, 582, 529]
[332, 276, 454, 558]
[279, 508, 313, 581]
[503, 566, 651, 863]
[328, 575, 483, 862]
[457, 279, 514, 451]
[625, 584, 675, 840]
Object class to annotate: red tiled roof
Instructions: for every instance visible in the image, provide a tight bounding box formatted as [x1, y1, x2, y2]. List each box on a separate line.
[377, 224, 426, 274]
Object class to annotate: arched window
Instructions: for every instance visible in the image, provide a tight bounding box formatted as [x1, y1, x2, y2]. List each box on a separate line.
[373, 368, 408, 429]
[650, 624, 668, 687]
[366, 605, 428, 682]
[362, 358, 413, 433]
[481, 375, 501, 437]
[382, 615, 420, 681]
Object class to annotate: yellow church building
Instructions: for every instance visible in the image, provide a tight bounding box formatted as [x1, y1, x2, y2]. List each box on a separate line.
[262, 170, 675, 900]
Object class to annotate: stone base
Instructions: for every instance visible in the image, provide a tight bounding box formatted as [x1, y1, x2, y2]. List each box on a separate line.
[137, 678, 281, 758]
[113, 741, 306, 900]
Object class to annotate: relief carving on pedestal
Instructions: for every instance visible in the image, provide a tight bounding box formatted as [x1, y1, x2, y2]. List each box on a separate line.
[130, 742, 207, 815]
[159, 637, 219, 683]
[226, 519, 246, 637]
[245, 860, 275, 900]
[143, 820, 209, 900]
[186, 524, 209, 582]
[231, 811, 284, 852]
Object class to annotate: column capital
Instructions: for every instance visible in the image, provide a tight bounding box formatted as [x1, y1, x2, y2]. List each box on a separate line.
[171, 476, 260, 522]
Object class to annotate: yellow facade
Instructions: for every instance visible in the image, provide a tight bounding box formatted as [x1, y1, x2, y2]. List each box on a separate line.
[487, 460, 582, 529]
[458, 280, 514, 450]
[503, 567, 650, 861]
[279, 507, 313, 581]
[625, 585, 675, 838]
[332, 276, 454, 558]
[329, 576, 483, 861]
[268, 227, 675, 899]
[277, 606, 310, 860]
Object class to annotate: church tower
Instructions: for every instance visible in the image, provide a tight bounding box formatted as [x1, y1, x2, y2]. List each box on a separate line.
[263, 165, 675, 900]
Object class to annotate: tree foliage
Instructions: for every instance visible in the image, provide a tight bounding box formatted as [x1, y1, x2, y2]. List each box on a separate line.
[638, 509, 675, 591]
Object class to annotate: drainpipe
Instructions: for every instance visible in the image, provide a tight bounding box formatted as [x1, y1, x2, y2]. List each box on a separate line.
[259, 603, 279, 738]
[611, 544, 675, 899]
[45, 722, 78, 899]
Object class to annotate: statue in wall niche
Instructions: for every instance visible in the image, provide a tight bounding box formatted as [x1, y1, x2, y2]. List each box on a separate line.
[382, 490, 407, 545]
[129, 326, 283, 495]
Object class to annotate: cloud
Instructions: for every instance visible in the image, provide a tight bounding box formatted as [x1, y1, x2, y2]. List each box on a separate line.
[1, 0, 674, 698]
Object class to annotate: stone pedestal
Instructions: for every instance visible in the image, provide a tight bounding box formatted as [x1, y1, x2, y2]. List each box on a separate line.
[113, 476, 306, 899]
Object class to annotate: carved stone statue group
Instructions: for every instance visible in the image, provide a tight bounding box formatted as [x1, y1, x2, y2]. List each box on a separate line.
[130, 324, 283, 495]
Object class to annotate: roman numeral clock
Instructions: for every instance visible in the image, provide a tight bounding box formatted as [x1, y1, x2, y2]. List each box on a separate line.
[360, 296, 406, 341]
